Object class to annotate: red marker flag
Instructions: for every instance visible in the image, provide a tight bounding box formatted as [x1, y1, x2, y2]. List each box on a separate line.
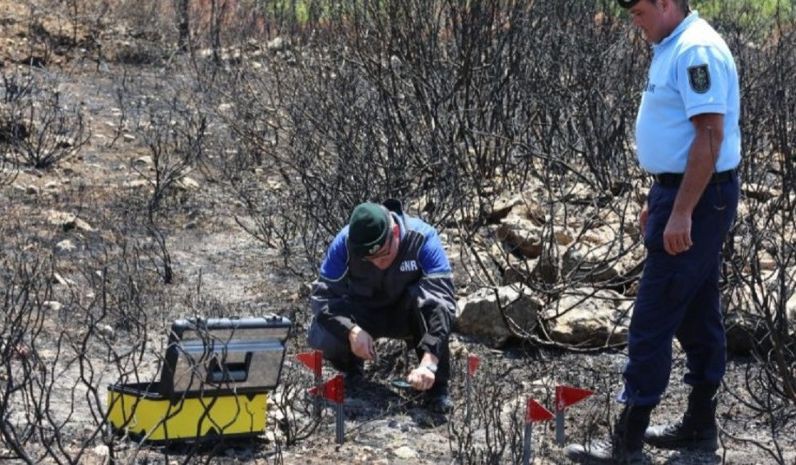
[555, 385, 593, 410]
[467, 354, 480, 376]
[526, 398, 554, 423]
[297, 350, 323, 376]
[308, 374, 344, 404]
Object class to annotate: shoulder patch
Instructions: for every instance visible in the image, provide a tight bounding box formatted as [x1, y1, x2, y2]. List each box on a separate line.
[687, 65, 711, 94]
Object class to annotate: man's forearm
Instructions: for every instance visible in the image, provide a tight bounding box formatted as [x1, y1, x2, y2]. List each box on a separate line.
[420, 351, 439, 367]
[673, 123, 723, 215]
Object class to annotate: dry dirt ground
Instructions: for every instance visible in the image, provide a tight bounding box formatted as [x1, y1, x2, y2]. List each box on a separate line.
[1, 4, 795, 465]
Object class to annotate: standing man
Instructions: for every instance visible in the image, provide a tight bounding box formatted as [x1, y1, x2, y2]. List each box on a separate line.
[308, 199, 456, 413]
[566, 0, 740, 463]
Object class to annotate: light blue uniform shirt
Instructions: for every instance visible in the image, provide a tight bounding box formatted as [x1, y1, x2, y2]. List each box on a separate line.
[635, 12, 741, 174]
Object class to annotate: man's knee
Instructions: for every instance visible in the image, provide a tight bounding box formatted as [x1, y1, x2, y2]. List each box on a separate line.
[308, 319, 350, 360]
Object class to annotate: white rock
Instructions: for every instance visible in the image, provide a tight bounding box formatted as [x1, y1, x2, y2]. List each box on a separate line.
[96, 324, 115, 340]
[176, 176, 200, 190]
[52, 273, 75, 286]
[43, 301, 63, 312]
[45, 210, 94, 232]
[545, 287, 632, 346]
[456, 284, 542, 346]
[74, 218, 94, 232]
[390, 55, 402, 71]
[496, 216, 543, 259]
[267, 37, 288, 51]
[133, 155, 152, 167]
[56, 239, 76, 252]
[123, 179, 151, 189]
[94, 444, 110, 458]
[391, 446, 417, 459]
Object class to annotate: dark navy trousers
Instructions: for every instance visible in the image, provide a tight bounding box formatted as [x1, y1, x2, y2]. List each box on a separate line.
[621, 174, 739, 406]
[308, 295, 451, 390]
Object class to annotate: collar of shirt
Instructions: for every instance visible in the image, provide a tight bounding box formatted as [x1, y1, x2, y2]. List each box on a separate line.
[652, 11, 700, 52]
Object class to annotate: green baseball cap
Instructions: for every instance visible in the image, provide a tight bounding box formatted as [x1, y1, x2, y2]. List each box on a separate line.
[347, 202, 390, 258]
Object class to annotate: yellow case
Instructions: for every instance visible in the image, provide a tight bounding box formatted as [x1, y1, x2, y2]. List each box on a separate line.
[107, 383, 267, 442]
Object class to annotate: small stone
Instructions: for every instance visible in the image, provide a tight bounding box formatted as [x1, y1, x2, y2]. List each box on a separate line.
[123, 179, 150, 189]
[93, 444, 109, 458]
[267, 37, 288, 51]
[53, 273, 74, 286]
[392, 446, 417, 459]
[56, 239, 76, 252]
[55, 136, 74, 148]
[123, 133, 135, 142]
[43, 301, 63, 312]
[390, 55, 402, 70]
[133, 155, 152, 167]
[26, 185, 39, 195]
[74, 218, 95, 232]
[96, 324, 115, 340]
[176, 176, 200, 190]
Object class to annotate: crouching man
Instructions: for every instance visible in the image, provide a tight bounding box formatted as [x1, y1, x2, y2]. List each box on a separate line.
[308, 200, 456, 413]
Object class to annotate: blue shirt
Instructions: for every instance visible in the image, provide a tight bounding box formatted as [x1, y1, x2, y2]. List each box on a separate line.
[635, 12, 741, 174]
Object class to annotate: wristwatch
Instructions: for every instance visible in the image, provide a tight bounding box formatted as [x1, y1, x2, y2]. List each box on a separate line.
[421, 363, 438, 374]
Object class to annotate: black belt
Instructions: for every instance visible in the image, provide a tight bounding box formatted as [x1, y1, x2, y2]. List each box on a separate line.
[653, 169, 735, 187]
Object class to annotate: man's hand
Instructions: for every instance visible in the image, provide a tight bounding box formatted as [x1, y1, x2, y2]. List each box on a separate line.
[348, 325, 376, 361]
[407, 365, 435, 391]
[640, 206, 650, 237]
[661, 112, 723, 257]
[663, 211, 692, 255]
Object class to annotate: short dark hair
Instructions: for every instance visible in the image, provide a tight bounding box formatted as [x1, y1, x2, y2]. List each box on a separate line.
[652, 0, 690, 15]
[619, 0, 689, 15]
[670, 0, 690, 15]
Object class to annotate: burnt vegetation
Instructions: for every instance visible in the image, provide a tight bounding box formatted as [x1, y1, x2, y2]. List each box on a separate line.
[0, 0, 794, 464]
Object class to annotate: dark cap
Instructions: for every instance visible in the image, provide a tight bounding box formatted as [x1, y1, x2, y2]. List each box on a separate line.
[348, 202, 390, 257]
[617, 0, 641, 8]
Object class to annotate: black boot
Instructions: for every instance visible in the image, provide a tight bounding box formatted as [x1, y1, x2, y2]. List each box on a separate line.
[645, 383, 719, 451]
[565, 404, 653, 465]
